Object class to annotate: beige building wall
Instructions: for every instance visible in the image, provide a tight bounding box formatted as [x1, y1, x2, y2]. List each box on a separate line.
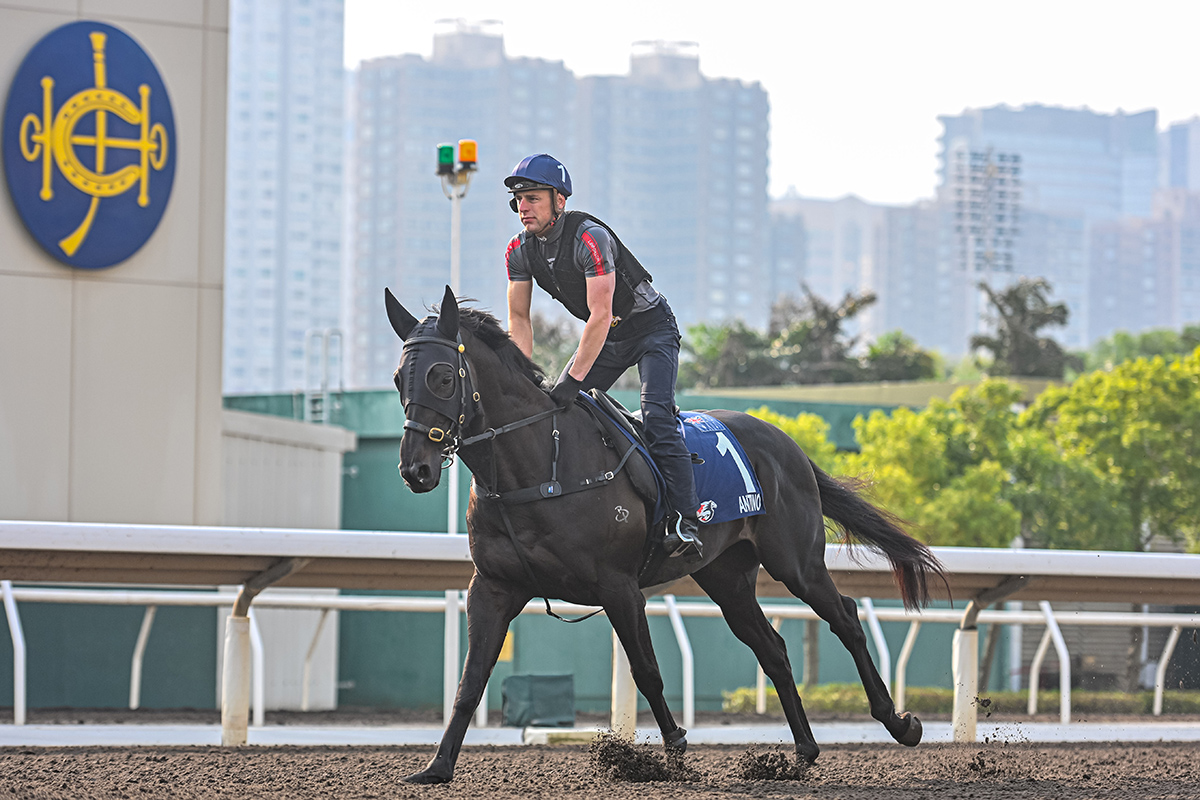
[0, 1, 228, 524]
[221, 409, 356, 529]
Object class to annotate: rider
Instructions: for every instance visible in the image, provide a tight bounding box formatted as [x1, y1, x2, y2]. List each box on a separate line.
[503, 153, 704, 561]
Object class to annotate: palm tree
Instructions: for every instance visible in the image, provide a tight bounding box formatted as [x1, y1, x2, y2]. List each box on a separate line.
[970, 278, 1080, 378]
[771, 286, 875, 384]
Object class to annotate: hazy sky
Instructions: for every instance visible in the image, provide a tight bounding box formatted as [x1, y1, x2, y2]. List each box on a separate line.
[344, 0, 1200, 205]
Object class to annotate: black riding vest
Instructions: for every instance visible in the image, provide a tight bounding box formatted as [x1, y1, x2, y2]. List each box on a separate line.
[522, 211, 654, 324]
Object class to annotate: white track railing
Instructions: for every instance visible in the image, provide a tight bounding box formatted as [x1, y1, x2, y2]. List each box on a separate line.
[4, 583, 1198, 731]
[1027, 601, 1070, 722]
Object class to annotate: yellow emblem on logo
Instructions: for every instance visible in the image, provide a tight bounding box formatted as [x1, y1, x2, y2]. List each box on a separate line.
[17, 31, 168, 256]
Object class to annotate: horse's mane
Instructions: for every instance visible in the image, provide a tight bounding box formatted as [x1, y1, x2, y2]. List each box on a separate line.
[455, 306, 548, 387]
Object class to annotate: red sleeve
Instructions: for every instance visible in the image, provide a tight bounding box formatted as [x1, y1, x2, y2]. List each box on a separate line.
[579, 229, 613, 277]
[505, 235, 531, 281]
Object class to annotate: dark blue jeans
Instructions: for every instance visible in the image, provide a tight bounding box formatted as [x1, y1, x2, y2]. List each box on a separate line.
[569, 301, 700, 518]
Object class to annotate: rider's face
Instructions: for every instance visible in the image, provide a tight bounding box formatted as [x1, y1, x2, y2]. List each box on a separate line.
[515, 189, 560, 236]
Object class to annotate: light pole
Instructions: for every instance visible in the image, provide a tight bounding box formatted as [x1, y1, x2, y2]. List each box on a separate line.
[437, 140, 478, 725]
[436, 140, 476, 536]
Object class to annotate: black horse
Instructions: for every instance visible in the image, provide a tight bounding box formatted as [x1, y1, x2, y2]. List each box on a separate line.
[386, 286, 945, 784]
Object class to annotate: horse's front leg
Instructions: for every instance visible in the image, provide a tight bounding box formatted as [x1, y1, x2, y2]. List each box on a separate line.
[404, 574, 531, 784]
[603, 584, 687, 752]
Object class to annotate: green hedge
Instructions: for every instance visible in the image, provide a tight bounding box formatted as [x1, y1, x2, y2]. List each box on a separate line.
[722, 683, 1200, 715]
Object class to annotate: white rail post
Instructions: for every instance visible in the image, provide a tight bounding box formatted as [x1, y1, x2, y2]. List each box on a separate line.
[474, 595, 487, 729]
[475, 677, 489, 728]
[129, 605, 157, 710]
[1028, 626, 1052, 715]
[443, 589, 460, 726]
[1, 581, 25, 726]
[952, 627, 978, 742]
[663, 595, 694, 729]
[860, 598, 891, 689]
[1153, 626, 1183, 716]
[611, 630, 638, 740]
[249, 610, 265, 728]
[220, 614, 252, 745]
[301, 608, 331, 712]
[895, 621, 921, 713]
[756, 616, 783, 714]
[953, 576, 1030, 741]
[1038, 601, 1070, 724]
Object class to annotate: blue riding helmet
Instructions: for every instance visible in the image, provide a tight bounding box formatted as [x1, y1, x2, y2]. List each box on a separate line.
[505, 154, 572, 212]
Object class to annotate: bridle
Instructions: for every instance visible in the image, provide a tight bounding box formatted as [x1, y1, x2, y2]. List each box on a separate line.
[396, 320, 560, 463]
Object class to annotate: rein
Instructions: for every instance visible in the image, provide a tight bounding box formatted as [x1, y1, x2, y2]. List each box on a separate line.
[469, 400, 640, 624]
[401, 327, 637, 624]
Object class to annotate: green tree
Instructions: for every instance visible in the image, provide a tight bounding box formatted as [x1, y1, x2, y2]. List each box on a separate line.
[841, 381, 1025, 547]
[1024, 349, 1200, 550]
[530, 312, 579, 381]
[679, 321, 779, 389]
[770, 286, 875, 384]
[1084, 325, 1200, 372]
[971, 278, 1081, 378]
[864, 331, 941, 382]
[1005, 427, 1130, 550]
[746, 406, 840, 471]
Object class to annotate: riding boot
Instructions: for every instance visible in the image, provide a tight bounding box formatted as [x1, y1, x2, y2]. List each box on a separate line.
[643, 414, 703, 563]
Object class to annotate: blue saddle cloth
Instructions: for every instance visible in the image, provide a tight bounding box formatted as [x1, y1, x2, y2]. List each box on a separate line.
[576, 394, 765, 527]
[678, 412, 766, 525]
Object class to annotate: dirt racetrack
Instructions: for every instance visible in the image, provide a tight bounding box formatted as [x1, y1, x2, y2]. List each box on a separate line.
[1, 740, 1198, 799]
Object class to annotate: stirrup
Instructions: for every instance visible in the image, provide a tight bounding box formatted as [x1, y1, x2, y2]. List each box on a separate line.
[664, 513, 702, 561]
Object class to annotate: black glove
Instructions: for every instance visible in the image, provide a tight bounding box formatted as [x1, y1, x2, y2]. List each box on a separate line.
[549, 373, 583, 410]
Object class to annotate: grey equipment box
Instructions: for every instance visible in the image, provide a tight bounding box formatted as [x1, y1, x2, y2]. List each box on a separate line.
[500, 674, 575, 727]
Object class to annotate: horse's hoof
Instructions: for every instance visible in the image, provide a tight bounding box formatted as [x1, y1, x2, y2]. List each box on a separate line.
[664, 727, 688, 752]
[797, 743, 820, 764]
[402, 764, 453, 784]
[895, 712, 923, 747]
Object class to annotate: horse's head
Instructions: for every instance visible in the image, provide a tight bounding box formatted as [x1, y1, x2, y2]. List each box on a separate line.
[385, 286, 480, 493]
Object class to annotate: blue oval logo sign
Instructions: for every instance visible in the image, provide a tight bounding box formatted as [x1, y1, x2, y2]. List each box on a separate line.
[2, 21, 176, 269]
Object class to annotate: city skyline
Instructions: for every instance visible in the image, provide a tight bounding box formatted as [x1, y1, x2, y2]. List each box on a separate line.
[344, 0, 1200, 206]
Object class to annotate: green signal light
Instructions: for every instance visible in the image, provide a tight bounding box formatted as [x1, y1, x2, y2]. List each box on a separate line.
[437, 143, 455, 175]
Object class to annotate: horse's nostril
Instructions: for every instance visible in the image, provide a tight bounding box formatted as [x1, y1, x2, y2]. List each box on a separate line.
[401, 461, 437, 491]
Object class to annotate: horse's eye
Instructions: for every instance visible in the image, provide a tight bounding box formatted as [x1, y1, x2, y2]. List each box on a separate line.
[426, 363, 456, 399]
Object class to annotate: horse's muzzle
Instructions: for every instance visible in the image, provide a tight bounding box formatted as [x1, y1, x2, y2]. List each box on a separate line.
[399, 459, 441, 493]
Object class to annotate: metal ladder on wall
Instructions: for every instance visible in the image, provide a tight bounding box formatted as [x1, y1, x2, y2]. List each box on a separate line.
[304, 328, 344, 425]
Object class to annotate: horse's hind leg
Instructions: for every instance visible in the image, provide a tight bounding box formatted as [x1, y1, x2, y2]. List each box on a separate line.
[404, 574, 531, 784]
[691, 542, 821, 764]
[786, 563, 921, 747]
[602, 583, 686, 750]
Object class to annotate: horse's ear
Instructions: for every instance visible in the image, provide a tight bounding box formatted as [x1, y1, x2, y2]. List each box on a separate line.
[435, 285, 459, 340]
[384, 287, 418, 340]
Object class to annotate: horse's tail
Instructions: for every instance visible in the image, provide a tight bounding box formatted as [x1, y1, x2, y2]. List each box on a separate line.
[812, 463, 946, 610]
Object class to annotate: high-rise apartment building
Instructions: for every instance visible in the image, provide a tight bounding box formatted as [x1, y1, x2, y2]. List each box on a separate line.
[347, 23, 575, 388]
[938, 104, 1158, 221]
[1161, 117, 1200, 193]
[930, 104, 1160, 351]
[1090, 189, 1200, 342]
[224, 0, 345, 394]
[575, 42, 770, 329]
[879, 201, 957, 352]
[348, 29, 769, 387]
[768, 193, 887, 339]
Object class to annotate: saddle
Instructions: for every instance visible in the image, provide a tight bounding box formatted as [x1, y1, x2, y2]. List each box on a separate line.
[576, 390, 665, 523]
[579, 391, 767, 528]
